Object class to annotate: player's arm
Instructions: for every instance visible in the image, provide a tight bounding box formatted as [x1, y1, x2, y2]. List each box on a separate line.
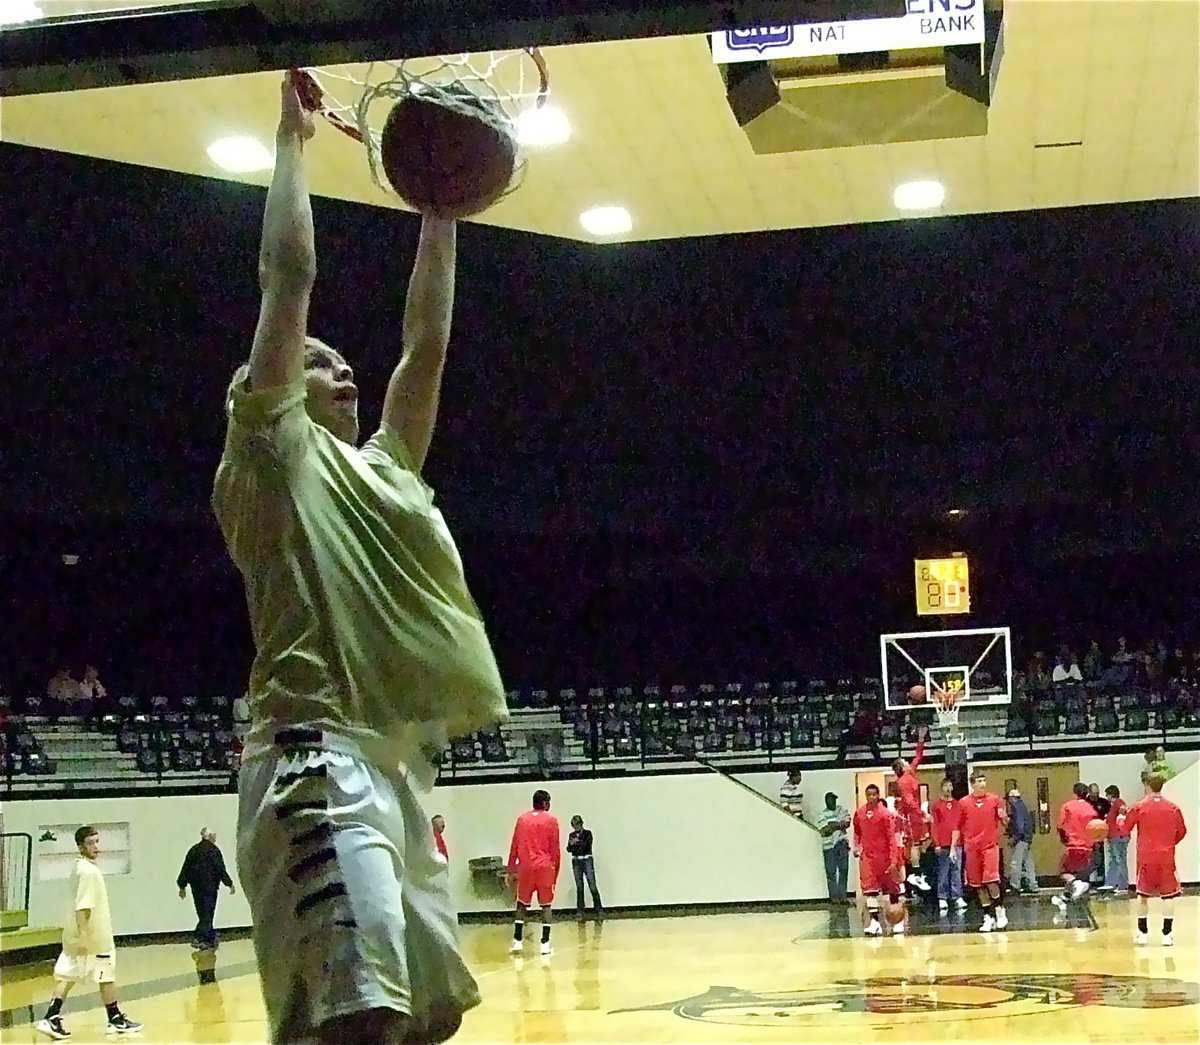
[507, 824, 520, 874]
[248, 74, 316, 395]
[382, 216, 456, 473]
[551, 821, 562, 877]
[910, 737, 925, 772]
[1174, 808, 1187, 844]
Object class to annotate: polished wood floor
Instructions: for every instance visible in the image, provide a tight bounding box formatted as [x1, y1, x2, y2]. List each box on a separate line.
[2, 894, 1196, 1043]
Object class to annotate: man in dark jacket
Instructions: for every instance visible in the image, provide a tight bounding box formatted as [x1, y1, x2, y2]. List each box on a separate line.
[1005, 788, 1038, 894]
[1086, 783, 1111, 885]
[566, 815, 603, 920]
[177, 828, 236, 950]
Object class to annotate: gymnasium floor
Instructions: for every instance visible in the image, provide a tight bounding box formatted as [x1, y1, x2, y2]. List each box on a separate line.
[1, 893, 1196, 1044]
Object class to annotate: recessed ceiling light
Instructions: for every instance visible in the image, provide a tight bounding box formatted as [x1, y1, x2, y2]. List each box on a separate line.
[580, 205, 632, 237]
[516, 104, 571, 147]
[894, 180, 945, 211]
[0, 1, 42, 27]
[207, 136, 273, 173]
[947, 508, 965, 517]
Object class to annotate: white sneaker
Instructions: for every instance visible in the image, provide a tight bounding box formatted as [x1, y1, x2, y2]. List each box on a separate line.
[955, 897, 967, 910]
[892, 921, 906, 935]
[35, 1018, 70, 1040]
[509, 938, 523, 954]
[1162, 934, 1173, 947]
[864, 921, 883, 936]
[980, 915, 995, 933]
[938, 899, 948, 915]
[1134, 931, 1148, 945]
[907, 873, 931, 892]
[1070, 880, 1090, 901]
[1051, 895, 1067, 910]
[994, 909, 1008, 930]
[539, 940, 553, 956]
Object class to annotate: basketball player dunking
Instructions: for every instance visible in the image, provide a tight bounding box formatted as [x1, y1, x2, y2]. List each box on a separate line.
[1115, 772, 1187, 946]
[213, 74, 507, 1045]
[958, 770, 1009, 932]
[853, 784, 906, 936]
[893, 735, 932, 893]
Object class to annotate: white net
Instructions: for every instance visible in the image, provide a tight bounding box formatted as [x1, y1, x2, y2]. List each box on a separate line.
[295, 49, 550, 203]
[933, 690, 963, 742]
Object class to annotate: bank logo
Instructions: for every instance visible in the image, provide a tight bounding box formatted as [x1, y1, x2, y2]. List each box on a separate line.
[614, 974, 1199, 1028]
[723, 26, 795, 54]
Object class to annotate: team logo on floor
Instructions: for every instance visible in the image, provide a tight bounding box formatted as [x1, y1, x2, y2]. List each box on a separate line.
[613, 974, 1199, 1027]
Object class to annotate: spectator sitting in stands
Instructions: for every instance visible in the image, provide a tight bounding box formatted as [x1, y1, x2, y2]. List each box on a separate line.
[1026, 653, 1050, 690]
[47, 667, 83, 720]
[232, 692, 251, 740]
[834, 701, 882, 766]
[78, 666, 109, 720]
[1051, 654, 1083, 684]
[1082, 641, 1104, 681]
[1111, 637, 1133, 665]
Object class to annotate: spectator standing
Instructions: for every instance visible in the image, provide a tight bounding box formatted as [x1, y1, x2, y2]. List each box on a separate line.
[1006, 787, 1038, 894]
[1104, 785, 1129, 895]
[431, 815, 448, 862]
[566, 815, 604, 920]
[177, 828, 236, 951]
[814, 793, 851, 904]
[779, 768, 805, 820]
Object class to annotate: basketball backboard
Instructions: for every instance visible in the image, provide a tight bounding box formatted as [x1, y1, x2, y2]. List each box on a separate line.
[879, 626, 1012, 712]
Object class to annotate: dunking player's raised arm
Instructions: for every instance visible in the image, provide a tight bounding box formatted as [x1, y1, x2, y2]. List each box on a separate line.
[248, 74, 316, 394]
[383, 216, 456, 473]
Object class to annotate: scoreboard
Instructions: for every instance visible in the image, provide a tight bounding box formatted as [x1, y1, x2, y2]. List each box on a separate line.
[915, 556, 970, 616]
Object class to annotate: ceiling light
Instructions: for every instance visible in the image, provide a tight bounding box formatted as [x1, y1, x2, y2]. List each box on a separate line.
[0, 1, 42, 26]
[894, 180, 945, 211]
[947, 508, 965, 517]
[580, 206, 632, 237]
[207, 136, 273, 173]
[516, 104, 571, 147]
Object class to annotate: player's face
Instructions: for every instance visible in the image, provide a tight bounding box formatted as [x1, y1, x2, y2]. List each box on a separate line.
[304, 342, 359, 443]
[865, 788, 880, 805]
[972, 776, 986, 793]
[80, 833, 100, 859]
[941, 781, 953, 799]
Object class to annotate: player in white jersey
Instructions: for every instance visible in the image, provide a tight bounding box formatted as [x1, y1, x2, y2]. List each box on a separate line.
[36, 826, 142, 1039]
[212, 74, 507, 1045]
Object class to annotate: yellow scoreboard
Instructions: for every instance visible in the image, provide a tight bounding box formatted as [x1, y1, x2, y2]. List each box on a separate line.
[915, 556, 970, 616]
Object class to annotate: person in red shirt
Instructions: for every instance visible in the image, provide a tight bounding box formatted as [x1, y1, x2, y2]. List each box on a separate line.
[1102, 785, 1128, 894]
[929, 777, 966, 915]
[507, 790, 561, 956]
[431, 815, 448, 862]
[1116, 773, 1187, 946]
[957, 769, 1008, 932]
[892, 734, 932, 893]
[1052, 782, 1097, 915]
[852, 784, 905, 936]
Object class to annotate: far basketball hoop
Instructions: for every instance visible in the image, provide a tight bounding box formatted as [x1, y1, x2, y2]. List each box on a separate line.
[879, 626, 1012, 749]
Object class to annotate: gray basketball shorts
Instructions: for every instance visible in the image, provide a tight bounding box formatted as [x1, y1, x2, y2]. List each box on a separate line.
[237, 729, 480, 1043]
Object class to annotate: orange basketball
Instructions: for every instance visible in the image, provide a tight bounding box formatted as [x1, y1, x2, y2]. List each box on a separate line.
[885, 901, 906, 925]
[908, 684, 927, 704]
[1086, 818, 1108, 842]
[380, 86, 517, 219]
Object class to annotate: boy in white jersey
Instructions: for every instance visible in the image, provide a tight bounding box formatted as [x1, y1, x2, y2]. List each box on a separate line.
[37, 826, 142, 1039]
[212, 74, 507, 1045]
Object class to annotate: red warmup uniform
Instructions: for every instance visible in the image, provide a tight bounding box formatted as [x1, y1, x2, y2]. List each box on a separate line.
[508, 809, 561, 907]
[1105, 795, 1127, 837]
[1058, 797, 1098, 877]
[433, 828, 448, 861]
[930, 795, 963, 850]
[957, 791, 1006, 888]
[1117, 793, 1187, 899]
[853, 801, 903, 897]
[895, 739, 929, 844]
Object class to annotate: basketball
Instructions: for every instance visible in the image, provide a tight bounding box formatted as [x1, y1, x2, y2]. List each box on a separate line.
[885, 901, 906, 925]
[908, 684, 927, 704]
[379, 86, 518, 219]
[1086, 818, 1108, 842]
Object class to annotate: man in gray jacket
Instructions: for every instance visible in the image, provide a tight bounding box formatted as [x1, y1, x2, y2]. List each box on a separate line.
[1006, 788, 1038, 894]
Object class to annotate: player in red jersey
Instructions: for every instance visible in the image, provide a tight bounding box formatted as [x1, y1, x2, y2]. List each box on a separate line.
[852, 784, 906, 936]
[507, 790, 561, 956]
[1115, 773, 1187, 946]
[957, 769, 1008, 932]
[1052, 782, 1096, 916]
[930, 777, 967, 915]
[892, 733, 932, 893]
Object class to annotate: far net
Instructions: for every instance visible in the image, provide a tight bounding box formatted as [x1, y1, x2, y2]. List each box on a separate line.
[292, 48, 551, 204]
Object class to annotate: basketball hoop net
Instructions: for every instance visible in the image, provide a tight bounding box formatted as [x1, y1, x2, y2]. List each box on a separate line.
[291, 49, 551, 204]
[932, 688, 962, 739]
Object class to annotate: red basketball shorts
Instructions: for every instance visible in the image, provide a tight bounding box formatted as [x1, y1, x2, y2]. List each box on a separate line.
[1059, 846, 1092, 877]
[859, 856, 901, 897]
[964, 843, 1000, 888]
[1136, 860, 1180, 899]
[904, 810, 930, 845]
[516, 866, 556, 907]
